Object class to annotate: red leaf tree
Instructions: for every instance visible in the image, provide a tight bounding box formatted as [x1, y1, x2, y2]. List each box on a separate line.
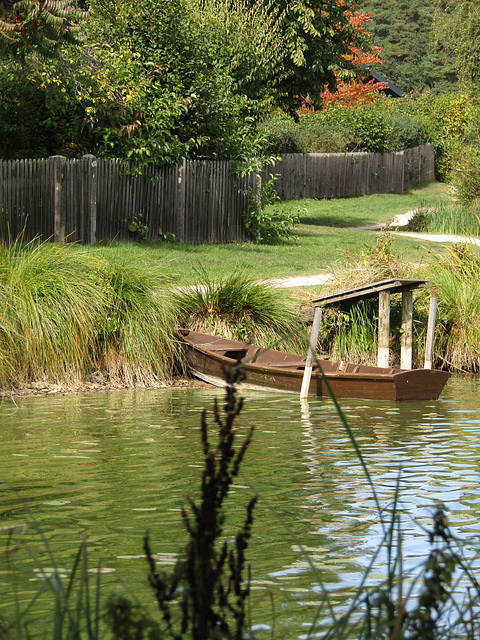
[298, 5, 387, 112]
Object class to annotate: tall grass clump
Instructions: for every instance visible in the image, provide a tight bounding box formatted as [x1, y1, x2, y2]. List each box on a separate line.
[173, 269, 308, 353]
[419, 244, 480, 372]
[0, 239, 180, 391]
[408, 201, 480, 236]
[95, 258, 180, 386]
[0, 239, 106, 387]
[324, 303, 379, 365]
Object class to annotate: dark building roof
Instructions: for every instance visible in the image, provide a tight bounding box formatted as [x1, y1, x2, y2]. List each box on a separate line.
[360, 66, 406, 98]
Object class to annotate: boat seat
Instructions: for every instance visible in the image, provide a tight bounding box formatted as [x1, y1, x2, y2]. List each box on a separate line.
[243, 346, 262, 363]
[202, 345, 242, 351]
[266, 361, 318, 369]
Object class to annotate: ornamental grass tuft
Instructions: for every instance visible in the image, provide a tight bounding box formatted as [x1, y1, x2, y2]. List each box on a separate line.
[419, 244, 480, 372]
[0, 239, 180, 390]
[0, 239, 106, 386]
[173, 269, 308, 353]
[95, 257, 180, 386]
[407, 200, 480, 236]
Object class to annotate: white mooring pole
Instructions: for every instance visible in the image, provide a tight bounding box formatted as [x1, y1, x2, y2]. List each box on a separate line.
[300, 306, 323, 399]
[424, 296, 438, 369]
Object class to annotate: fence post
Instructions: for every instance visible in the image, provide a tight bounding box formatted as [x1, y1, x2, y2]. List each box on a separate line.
[254, 173, 262, 241]
[83, 154, 97, 245]
[176, 158, 186, 242]
[52, 155, 66, 242]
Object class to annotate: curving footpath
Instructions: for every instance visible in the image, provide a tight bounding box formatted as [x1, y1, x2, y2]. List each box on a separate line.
[267, 210, 480, 290]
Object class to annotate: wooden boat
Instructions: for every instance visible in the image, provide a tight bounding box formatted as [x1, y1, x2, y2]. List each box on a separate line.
[177, 329, 450, 402]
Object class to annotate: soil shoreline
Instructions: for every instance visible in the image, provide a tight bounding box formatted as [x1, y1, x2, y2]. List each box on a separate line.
[2, 377, 210, 399]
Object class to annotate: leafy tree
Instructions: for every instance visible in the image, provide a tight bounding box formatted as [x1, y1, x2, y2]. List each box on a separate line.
[0, 0, 86, 59]
[0, 0, 375, 163]
[436, 0, 480, 86]
[249, 0, 372, 116]
[84, 0, 287, 160]
[359, 0, 457, 93]
[318, 10, 388, 109]
[21, 41, 189, 164]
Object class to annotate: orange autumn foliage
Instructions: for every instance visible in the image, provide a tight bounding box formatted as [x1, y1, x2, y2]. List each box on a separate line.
[298, 6, 387, 113]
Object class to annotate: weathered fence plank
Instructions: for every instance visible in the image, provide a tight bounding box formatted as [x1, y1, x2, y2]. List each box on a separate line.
[344, 153, 369, 196]
[0, 144, 435, 244]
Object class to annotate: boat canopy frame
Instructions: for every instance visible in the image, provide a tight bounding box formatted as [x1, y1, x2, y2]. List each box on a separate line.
[300, 278, 437, 398]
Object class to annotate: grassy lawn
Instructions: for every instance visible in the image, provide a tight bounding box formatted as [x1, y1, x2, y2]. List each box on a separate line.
[85, 181, 453, 287]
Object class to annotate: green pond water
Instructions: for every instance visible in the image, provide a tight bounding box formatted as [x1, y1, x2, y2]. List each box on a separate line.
[1, 375, 480, 637]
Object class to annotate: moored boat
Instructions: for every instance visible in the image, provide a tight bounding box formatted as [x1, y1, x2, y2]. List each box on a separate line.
[177, 329, 450, 402]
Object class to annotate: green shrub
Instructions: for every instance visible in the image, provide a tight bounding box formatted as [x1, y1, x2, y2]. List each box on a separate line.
[0, 65, 56, 159]
[259, 104, 427, 155]
[296, 115, 353, 153]
[388, 112, 427, 149]
[387, 91, 479, 181]
[450, 145, 480, 202]
[320, 104, 394, 152]
[257, 115, 300, 154]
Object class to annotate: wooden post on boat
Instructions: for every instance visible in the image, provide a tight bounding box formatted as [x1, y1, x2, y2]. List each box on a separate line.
[400, 290, 413, 370]
[300, 306, 323, 399]
[378, 291, 390, 368]
[424, 296, 438, 369]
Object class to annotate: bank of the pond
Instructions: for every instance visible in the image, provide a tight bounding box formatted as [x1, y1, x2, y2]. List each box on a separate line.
[2, 377, 210, 399]
[1, 183, 479, 393]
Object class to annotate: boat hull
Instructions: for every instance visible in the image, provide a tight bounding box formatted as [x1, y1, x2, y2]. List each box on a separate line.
[178, 330, 450, 402]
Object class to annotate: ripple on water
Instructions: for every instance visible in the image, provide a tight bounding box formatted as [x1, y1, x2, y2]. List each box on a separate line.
[0, 376, 479, 635]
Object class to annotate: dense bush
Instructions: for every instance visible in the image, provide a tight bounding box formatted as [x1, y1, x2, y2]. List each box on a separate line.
[388, 112, 427, 149]
[259, 102, 427, 155]
[296, 115, 354, 153]
[258, 115, 301, 153]
[0, 67, 57, 159]
[385, 91, 480, 182]
[449, 145, 480, 203]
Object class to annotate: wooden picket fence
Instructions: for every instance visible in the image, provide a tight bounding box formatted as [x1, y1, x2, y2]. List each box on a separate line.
[0, 144, 434, 244]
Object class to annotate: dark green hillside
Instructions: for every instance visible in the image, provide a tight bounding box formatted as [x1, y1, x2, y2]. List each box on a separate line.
[359, 0, 457, 93]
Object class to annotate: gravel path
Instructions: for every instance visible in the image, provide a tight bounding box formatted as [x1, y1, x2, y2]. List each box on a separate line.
[267, 210, 480, 289]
